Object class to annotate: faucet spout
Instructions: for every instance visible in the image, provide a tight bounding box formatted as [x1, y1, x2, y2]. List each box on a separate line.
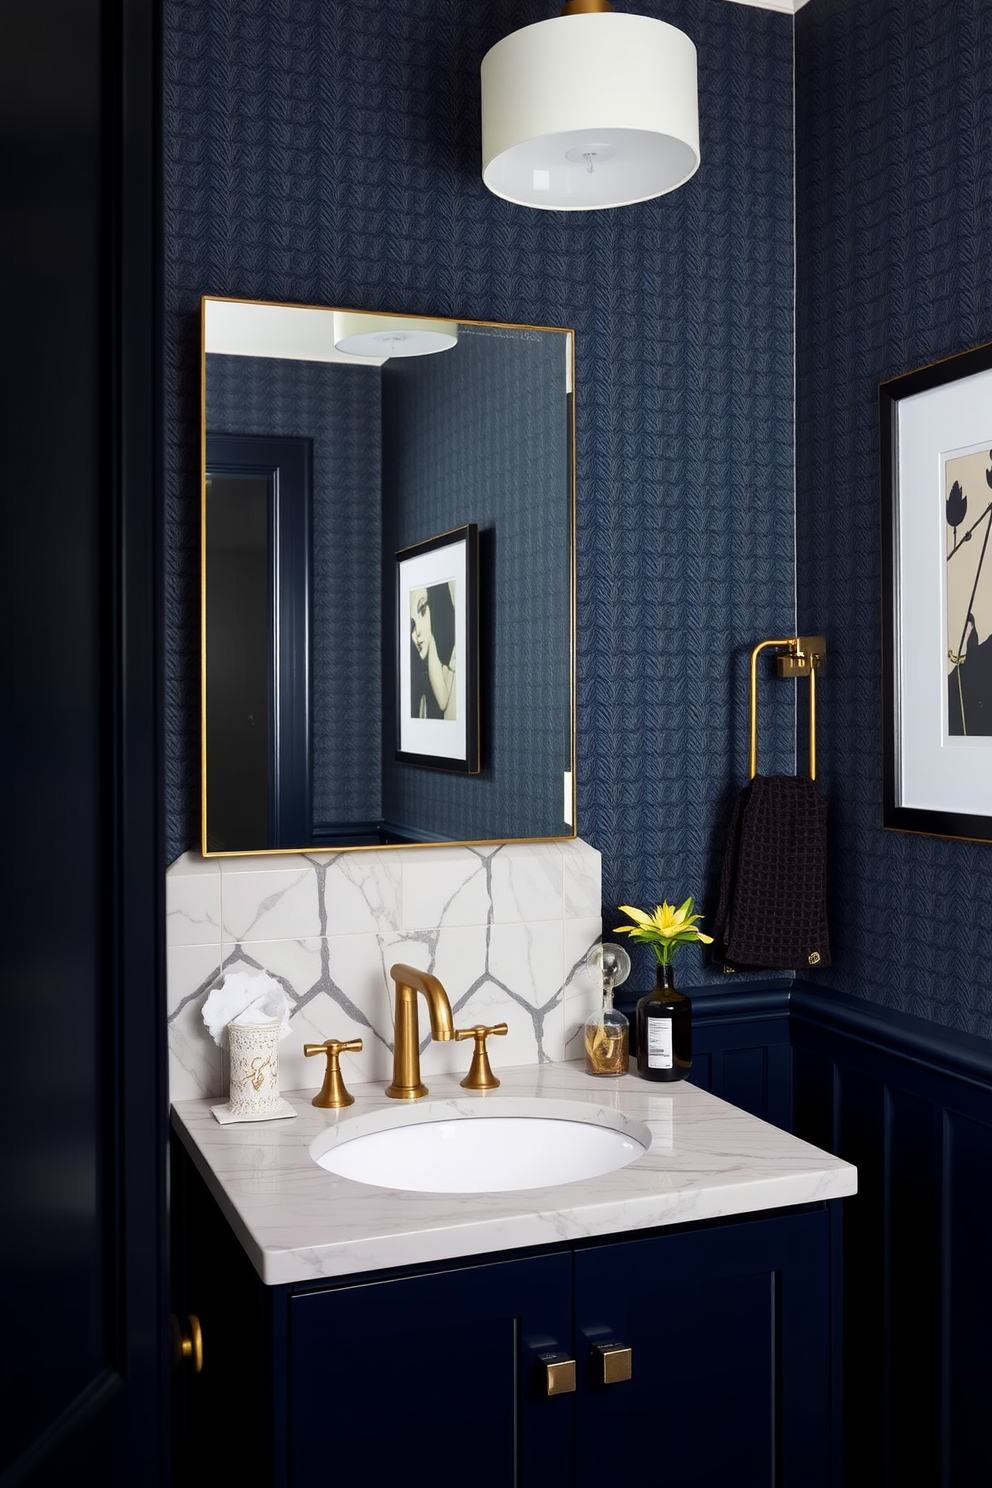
[386, 963, 455, 1099]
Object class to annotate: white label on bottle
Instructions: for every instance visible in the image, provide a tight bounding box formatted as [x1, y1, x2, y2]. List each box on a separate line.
[647, 1020, 673, 1070]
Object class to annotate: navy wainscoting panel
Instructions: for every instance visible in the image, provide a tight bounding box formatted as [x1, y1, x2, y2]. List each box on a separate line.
[661, 981, 992, 1486]
[662, 981, 794, 1127]
[795, 0, 992, 1038]
[944, 1109, 992, 1483]
[790, 983, 992, 1488]
[884, 1084, 942, 1486]
[163, 0, 798, 915]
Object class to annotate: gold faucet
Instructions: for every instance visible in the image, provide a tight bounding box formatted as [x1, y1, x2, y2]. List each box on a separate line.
[386, 963, 455, 1099]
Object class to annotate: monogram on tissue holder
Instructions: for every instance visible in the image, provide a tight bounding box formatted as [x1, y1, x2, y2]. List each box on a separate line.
[202, 970, 297, 1125]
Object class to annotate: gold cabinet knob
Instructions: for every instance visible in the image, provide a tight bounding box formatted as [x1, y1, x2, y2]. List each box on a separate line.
[304, 1037, 363, 1108]
[453, 1022, 508, 1090]
[535, 1349, 576, 1396]
[170, 1313, 203, 1373]
[592, 1341, 632, 1384]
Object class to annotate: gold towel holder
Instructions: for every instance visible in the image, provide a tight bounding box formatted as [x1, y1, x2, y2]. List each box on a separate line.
[749, 635, 826, 780]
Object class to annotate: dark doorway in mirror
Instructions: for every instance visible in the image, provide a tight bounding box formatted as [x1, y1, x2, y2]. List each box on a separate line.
[205, 434, 312, 850]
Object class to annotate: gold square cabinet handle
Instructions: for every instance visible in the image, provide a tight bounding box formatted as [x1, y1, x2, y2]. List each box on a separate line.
[593, 1341, 632, 1384]
[535, 1349, 577, 1396]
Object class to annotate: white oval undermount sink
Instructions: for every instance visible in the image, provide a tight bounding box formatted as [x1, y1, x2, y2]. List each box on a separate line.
[310, 1098, 650, 1195]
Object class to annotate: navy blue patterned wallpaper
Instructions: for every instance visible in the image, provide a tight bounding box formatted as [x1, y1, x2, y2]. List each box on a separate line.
[796, 0, 992, 1037]
[164, 0, 796, 991]
[382, 326, 570, 840]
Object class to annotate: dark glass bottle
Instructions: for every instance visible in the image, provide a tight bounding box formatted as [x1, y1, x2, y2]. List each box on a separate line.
[635, 963, 691, 1082]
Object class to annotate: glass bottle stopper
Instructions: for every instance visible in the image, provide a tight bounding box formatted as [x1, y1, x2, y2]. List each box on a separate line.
[585, 941, 631, 1008]
[583, 942, 631, 1077]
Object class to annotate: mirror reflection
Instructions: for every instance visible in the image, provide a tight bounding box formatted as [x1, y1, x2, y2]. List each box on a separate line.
[202, 297, 575, 854]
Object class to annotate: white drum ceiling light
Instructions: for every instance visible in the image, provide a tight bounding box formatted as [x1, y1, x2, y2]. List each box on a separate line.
[481, 0, 700, 211]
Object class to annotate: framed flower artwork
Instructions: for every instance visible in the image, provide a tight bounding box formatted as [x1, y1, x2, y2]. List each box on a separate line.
[881, 339, 992, 841]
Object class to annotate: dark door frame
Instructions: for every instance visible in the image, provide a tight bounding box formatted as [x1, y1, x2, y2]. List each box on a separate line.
[0, 0, 168, 1482]
[205, 433, 313, 850]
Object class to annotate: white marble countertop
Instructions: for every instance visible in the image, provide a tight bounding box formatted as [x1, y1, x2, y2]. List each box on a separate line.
[170, 1061, 857, 1286]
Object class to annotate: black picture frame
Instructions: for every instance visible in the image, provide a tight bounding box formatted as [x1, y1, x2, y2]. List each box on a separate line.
[396, 524, 480, 773]
[881, 339, 992, 841]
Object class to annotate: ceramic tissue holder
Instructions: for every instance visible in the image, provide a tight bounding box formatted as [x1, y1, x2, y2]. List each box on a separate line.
[213, 1017, 296, 1125]
[201, 971, 297, 1125]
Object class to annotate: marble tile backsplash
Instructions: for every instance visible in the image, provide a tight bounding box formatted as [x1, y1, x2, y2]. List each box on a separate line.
[167, 840, 603, 1102]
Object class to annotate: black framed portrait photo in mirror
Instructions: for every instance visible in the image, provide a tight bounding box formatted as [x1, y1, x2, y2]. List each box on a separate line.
[397, 525, 479, 774]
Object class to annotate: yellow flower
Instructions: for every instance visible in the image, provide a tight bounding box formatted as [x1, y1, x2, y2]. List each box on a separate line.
[614, 897, 713, 965]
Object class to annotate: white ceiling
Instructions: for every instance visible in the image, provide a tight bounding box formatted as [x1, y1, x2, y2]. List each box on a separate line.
[205, 298, 388, 365]
[721, 0, 810, 12]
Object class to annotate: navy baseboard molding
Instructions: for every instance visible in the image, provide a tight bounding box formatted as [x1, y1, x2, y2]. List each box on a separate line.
[634, 976, 992, 1113]
[789, 978, 992, 1093]
[615, 976, 792, 1028]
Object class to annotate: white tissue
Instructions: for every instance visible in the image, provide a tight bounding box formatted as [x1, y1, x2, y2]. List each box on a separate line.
[201, 970, 293, 1046]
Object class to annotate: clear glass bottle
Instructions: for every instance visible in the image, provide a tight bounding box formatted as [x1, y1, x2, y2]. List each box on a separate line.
[584, 943, 631, 1077]
[635, 962, 692, 1082]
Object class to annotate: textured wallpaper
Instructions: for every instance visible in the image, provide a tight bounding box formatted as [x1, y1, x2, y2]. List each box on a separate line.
[381, 325, 570, 840]
[796, 0, 992, 1035]
[164, 0, 797, 994]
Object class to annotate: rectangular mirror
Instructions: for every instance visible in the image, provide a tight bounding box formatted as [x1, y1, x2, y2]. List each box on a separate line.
[201, 296, 575, 854]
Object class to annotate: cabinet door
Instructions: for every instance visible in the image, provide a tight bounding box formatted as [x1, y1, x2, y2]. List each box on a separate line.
[574, 1210, 833, 1488]
[290, 1251, 573, 1488]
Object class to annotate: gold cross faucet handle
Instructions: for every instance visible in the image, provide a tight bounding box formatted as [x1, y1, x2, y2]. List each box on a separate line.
[453, 1023, 508, 1090]
[303, 1037, 363, 1108]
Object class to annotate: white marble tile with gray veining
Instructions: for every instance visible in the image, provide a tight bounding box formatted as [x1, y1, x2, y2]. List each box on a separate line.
[167, 942, 224, 1100]
[166, 854, 222, 947]
[398, 844, 496, 930]
[165, 841, 605, 1102]
[171, 1061, 858, 1286]
[315, 849, 403, 936]
[562, 915, 609, 1059]
[560, 837, 603, 920]
[488, 842, 565, 923]
[220, 859, 322, 943]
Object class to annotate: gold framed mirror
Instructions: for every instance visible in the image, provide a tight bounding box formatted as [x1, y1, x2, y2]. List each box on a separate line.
[201, 296, 576, 854]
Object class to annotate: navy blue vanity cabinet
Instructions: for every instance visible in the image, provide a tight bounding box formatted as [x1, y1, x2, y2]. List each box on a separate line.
[289, 1252, 574, 1487]
[573, 1208, 835, 1488]
[284, 1207, 839, 1488]
[171, 1144, 842, 1487]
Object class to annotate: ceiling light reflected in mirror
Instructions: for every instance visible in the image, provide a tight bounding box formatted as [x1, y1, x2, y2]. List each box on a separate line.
[333, 312, 459, 359]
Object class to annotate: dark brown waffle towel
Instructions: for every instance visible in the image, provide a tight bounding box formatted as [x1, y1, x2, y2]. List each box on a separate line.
[714, 774, 830, 971]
